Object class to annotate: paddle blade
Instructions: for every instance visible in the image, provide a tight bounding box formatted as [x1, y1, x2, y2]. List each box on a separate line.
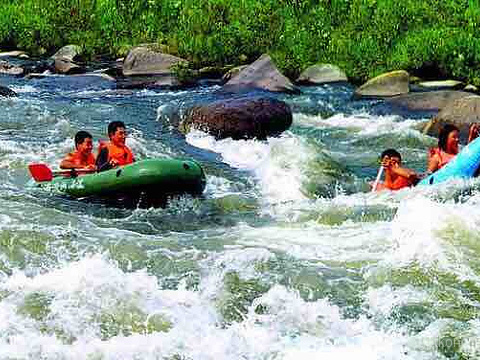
[28, 164, 53, 182]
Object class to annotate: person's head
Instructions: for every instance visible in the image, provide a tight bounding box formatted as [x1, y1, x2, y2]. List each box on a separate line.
[74, 130, 93, 154]
[381, 148, 402, 167]
[438, 124, 459, 154]
[108, 121, 127, 146]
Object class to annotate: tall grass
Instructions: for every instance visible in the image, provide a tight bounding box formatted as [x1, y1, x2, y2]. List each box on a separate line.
[1, 0, 479, 84]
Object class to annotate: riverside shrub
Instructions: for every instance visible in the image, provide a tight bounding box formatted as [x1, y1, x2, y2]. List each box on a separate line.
[1, 0, 480, 84]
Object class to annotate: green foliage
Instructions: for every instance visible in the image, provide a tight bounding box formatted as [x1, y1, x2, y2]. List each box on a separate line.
[2, 0, 480, 83]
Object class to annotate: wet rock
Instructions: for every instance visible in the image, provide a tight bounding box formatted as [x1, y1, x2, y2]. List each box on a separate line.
[122, 46, 187, 76]
[54, 58, 84, 75]
[224, 54, 300, 94]
[0, 51, 27, 58]
[386, 90, 472, 112]
[0, 61, 24, 76]
[0, 86, 17, 97]
[222, 65, 248, 83]
[296, 64, 348, 85]
[412, 80, 464, 92]
[181, 96, 292, 140]
[423, 95, 480, 141]
[354, 70, 409, 98]
[52, 45, 82, 62]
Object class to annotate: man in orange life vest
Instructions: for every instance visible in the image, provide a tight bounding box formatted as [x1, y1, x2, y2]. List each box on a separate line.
[96, 121, 135, 171]
[374, 149, 419, 191]
[60, 131, 96, 170]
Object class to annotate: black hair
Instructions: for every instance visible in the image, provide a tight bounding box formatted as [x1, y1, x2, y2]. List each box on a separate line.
[108, 121, 126, 136]
[381, 148, 402, 161]
[74, 130, 92, 148]
[438, 124, 459, 151]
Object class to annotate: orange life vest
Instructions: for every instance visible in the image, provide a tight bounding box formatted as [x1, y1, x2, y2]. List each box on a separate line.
[101, 142, 134, 166]
[64, 151, 96, 168]
[383, 175, 412, 191]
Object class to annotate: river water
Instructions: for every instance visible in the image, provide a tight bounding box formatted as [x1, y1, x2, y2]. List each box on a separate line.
[1, 73, 480, 359]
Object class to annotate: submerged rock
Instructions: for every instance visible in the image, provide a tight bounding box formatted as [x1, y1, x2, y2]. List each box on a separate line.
[181, 96, 292, 140]
[296, 64, 348, 85]
[354, 70, 409, 98]
[0, 86, 17, 97]
[224, 54, 300, 94]
[423, 95, 480, 141]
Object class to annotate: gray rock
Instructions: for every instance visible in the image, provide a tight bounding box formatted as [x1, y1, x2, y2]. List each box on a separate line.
[413, 80, 464, 91]
[180, 96, 292, 140]
[122, 46, 187, 76]
[296, 64, 348, 85]
[0, 51, 27, 58]
[386, 90, 472, 112]
[222, 65, 248, 83]
[54, 58, 84, 75]
[224, 54, 300, 94]
[0, 61, 24, 76]
[0, 86, 17, 97]
[423, 95, 480, 141]
[52, 45, 82, 62]
[354, 70, 409, 98]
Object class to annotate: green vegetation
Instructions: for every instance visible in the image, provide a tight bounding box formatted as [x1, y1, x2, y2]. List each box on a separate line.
[1, 0, 480, 83]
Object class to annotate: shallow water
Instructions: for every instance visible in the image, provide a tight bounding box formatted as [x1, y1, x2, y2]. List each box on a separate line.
[0, 73, 479, 359]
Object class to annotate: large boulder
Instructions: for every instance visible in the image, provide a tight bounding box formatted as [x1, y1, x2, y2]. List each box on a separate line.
[51, 45, 82, 62]
[423, 95, 480, 141]
[354, 70, 409, 98]
[122, 46, 187, 76]
[0, 61, 24, 76]
[296, 64, 348, 85]
[386, 90, 472, 112]
[0, 86, 17, 97]
[224, 54, 300, 94]
[180, 96, 292, 140]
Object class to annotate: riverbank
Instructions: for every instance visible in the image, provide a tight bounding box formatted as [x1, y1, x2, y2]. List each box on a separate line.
[1, 1, 480, 84]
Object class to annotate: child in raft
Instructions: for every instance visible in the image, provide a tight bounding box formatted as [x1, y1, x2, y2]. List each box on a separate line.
[427, 123, 480, 174]
[60, 131, 96, 170]
[373, 149, 419, 191]
[96, 121, 135, 171]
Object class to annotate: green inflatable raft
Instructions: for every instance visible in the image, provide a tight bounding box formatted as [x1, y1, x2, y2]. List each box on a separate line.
[33, 159, 206, 204]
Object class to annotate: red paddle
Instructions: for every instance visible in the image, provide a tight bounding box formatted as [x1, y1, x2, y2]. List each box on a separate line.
[28, 163, 95, 182]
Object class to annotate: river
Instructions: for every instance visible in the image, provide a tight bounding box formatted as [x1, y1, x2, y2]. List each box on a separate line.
[0, 73, 479, 359]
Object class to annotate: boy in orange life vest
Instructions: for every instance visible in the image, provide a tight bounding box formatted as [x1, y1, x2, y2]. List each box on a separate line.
[60, 131, 96, 170]
[374, 149, 419, 191]
[96, 121, 134, 171]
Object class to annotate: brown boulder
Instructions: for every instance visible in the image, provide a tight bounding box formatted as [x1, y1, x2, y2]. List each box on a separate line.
[423, 95, 480, 141]
[224, 54, 300, 94]
[122, 46, 187, 76]
[180, 96, 292, 140]
[51, 45, 82, 62]
[354, 70, 409, 98]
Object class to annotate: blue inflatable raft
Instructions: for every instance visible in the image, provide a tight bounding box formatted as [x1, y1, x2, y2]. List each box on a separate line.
[419, 136, 480, 185]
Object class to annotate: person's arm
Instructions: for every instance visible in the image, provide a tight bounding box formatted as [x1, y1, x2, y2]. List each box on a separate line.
[390, 165, 418, 181]
[468, 123, 480, 143]
[427, 153, 440, 173]
[60, 154, 77, 169]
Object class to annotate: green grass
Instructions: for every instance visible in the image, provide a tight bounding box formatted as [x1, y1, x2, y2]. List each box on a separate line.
[1, 0, 480, 84]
